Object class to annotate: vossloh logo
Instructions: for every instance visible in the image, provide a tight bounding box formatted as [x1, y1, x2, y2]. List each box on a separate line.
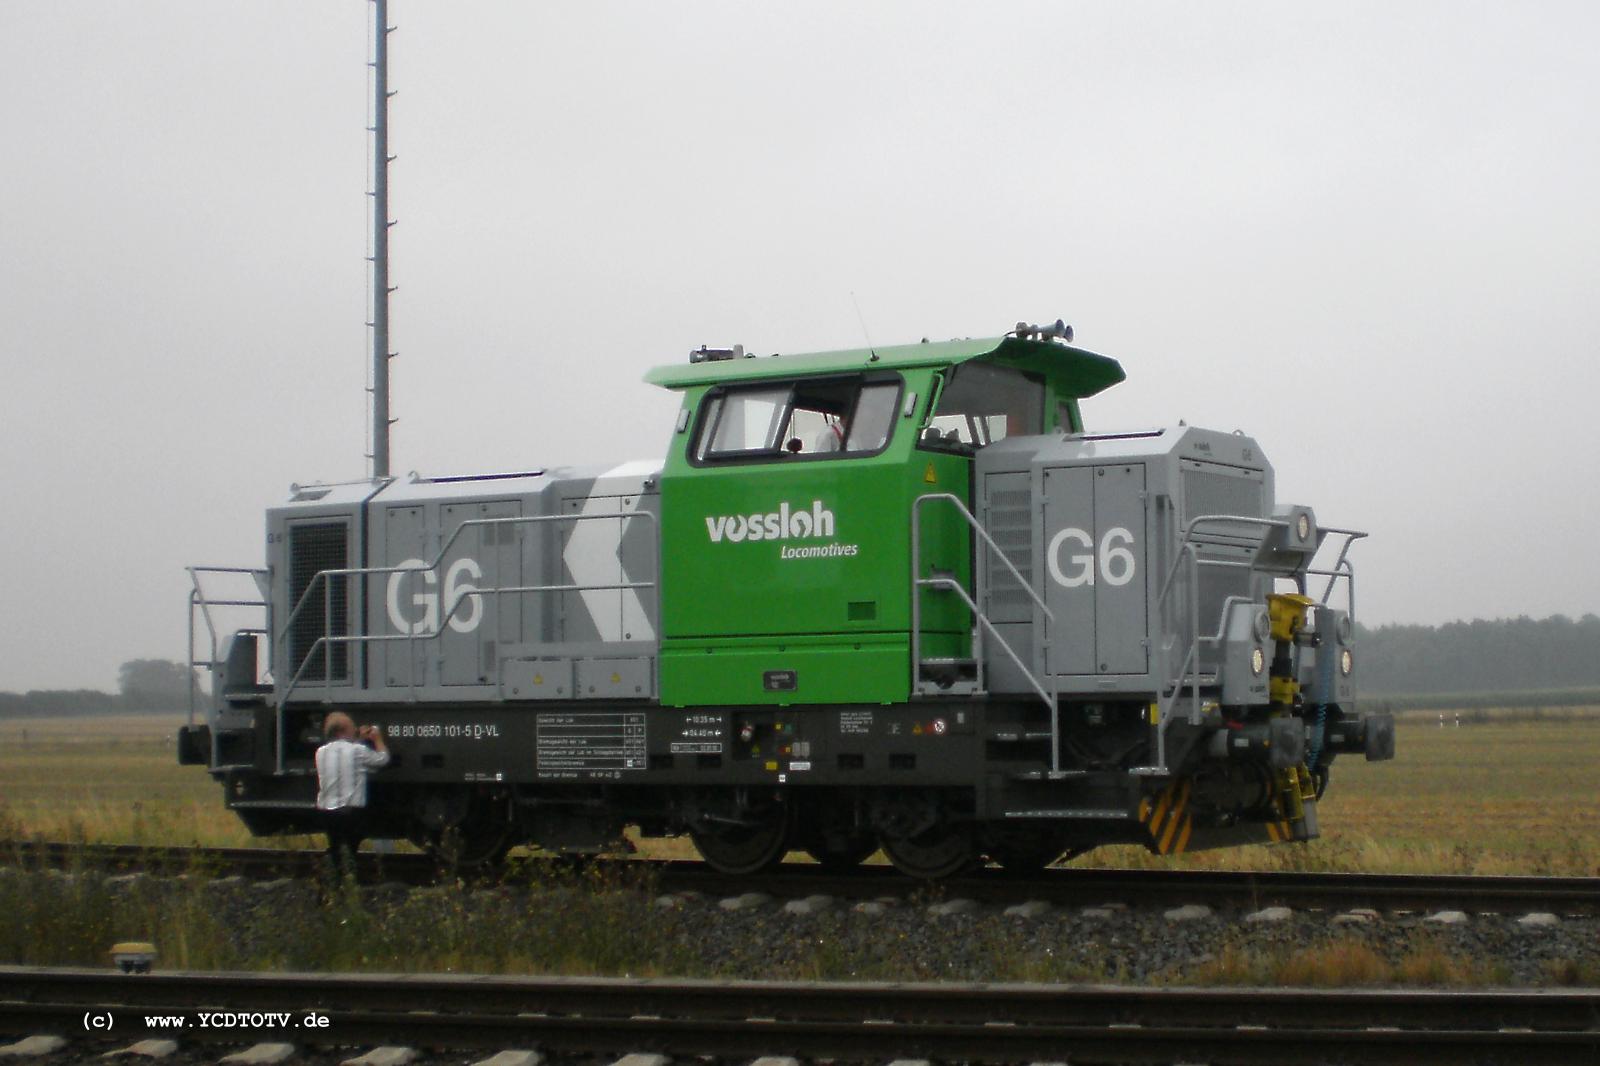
[705, 500, 835, 543]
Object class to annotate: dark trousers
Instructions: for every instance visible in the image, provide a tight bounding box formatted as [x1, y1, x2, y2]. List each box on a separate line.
[323, 806, 369, 870]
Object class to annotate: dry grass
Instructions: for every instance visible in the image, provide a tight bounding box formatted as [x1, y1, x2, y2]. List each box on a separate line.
[0, 715, 312, 849]
[3, 711, 1598, 876]
[1079, 714, 1600, 877]
[1189, 937, 1502, 987]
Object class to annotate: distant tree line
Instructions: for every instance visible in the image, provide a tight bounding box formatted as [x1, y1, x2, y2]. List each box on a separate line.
[1357, 614, 1600, 696]
[0, 659, 201, 717]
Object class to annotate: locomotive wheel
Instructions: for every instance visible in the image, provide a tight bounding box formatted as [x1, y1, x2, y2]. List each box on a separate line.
[804, 837, 879, 871]
[880, 823, 977, 879]
[691, 811, 791, 875]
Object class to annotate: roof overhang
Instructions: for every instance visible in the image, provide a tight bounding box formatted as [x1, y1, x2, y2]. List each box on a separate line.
[644, 335, 1126, 400]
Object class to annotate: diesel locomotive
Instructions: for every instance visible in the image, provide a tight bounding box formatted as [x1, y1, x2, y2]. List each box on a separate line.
[180, 323, 1394, 877]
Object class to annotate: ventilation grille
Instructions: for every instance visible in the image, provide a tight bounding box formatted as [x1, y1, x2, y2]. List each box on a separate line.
[1182, 465, 1264, 546]
[985, 479, 1035, 623]
[1182, 463, 1265, 669]
[288, 522, 350, 684]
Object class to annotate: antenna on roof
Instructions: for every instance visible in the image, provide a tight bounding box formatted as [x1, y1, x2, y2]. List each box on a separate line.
[850, 291, 879, 362]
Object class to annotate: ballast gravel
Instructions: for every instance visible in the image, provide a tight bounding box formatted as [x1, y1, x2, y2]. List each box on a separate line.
[12, 867, 1600, 988]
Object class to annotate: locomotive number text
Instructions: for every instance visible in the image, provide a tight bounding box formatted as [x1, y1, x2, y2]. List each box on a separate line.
[1047, 526, 1137, 588]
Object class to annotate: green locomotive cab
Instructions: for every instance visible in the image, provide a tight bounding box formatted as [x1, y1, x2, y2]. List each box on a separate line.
[648, 333, 1123, 710]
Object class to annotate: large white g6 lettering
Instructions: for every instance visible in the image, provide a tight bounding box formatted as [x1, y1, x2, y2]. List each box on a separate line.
[385, 557, 484, 635]
[1047, 528, 1095, 587]
[1047, 527, 1137, 588]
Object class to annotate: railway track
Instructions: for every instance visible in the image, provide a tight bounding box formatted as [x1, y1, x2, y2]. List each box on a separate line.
[6, 839, 1599, 916]
[2, 966, 1597, 1064]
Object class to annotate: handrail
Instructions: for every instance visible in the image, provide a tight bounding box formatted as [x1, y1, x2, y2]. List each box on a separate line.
[186, 566, 269, 728]
[916, 575, 1054, 710]
[1313, 530, 1367, 609]
[277, 508, 660, 703]
[1148, 514, 1289, 773]
[1143, 515, 1366, 774]
[910, 492, 1062, 769]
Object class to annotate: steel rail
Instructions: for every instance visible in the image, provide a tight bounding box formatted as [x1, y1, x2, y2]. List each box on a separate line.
[2, 967, 1597, 1064]
[6, 840, 1600, 915]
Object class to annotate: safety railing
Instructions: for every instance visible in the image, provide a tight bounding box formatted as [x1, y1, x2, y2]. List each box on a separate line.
[186, 566, 270, 728]
[910, 493, 1069, 774]
[274, 510, 659, 772]
[1140, 515, 1366, 774]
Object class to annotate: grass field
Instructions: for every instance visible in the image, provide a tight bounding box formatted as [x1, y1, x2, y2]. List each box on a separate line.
[2, 711, 1598, 876]
[0, 714, 312, 849]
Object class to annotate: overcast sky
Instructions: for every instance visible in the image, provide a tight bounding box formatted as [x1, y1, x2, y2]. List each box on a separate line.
[2, 2, 1597, 691]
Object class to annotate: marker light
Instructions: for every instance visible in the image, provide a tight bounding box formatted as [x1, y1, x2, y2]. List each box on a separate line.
[1250, 647, 1266, 676]
[1340, 648, 1354, 676]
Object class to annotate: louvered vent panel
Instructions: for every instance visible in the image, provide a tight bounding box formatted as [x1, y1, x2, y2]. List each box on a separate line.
[288, 522, 350, 684]
[1182, 463, 1266, 671]
[985, 482, 1035, 623]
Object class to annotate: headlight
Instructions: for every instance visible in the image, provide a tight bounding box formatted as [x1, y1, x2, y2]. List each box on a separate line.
[1251, 646, 1266, 676]
[1253, 610, 1272, 644]
[1296, 513, 1312, 541]
[1340, 648, 1354, 676]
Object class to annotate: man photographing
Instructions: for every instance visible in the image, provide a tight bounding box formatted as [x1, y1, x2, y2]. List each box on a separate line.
[315, 712, 390, 870]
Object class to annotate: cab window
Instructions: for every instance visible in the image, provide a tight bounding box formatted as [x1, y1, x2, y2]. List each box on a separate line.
[696, 387, 789, 459]
[692, 376, 902, 464]
[921, 362, 1043, 449]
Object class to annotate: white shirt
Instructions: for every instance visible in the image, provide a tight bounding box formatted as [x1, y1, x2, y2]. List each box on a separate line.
[315, 739, 391, 810]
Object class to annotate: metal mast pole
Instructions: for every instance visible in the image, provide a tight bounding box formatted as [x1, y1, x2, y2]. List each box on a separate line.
[369, 0, 395, 478]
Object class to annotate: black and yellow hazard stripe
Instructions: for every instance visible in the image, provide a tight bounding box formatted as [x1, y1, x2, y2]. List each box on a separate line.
[1264, 818, 1296, 843]
[1137, 778, 1194, 856]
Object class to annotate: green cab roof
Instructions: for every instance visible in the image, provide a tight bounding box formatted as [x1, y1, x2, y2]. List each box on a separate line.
[644, 335, 1126, 400]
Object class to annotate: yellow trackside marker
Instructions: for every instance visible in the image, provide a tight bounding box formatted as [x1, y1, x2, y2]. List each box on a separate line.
[765, 760, 779, 771]
[924, 463, 938, 484]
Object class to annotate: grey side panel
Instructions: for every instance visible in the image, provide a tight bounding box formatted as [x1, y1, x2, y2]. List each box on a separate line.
[1092, 463, 1147, 675]
[380, 504, 429, 688]
[440, 500, 522, 686]
[1181, 459, 1265, 671]
[557, 491, 659, 646]
[1042, 465, 1097, 676]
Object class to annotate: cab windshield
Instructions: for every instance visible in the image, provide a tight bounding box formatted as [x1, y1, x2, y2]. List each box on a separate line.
[922, 361, 1044, 448]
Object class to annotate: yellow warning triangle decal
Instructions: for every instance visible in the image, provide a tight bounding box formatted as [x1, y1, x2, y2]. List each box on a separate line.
[924, 463, 938, 484]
